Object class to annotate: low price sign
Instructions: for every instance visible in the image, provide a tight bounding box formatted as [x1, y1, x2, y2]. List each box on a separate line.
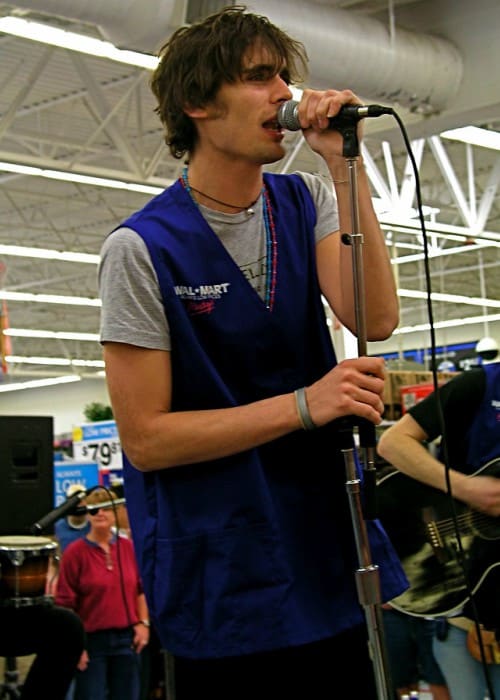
[72, 420, 123, 473]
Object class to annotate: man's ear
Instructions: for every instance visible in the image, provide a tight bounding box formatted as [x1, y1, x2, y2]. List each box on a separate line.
[184, 104, 208, 119]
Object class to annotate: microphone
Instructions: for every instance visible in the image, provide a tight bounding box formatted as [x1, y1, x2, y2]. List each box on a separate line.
[277, 100, 393, 132]
[74, 497, 126, 515]
[30, 488, 88, 534]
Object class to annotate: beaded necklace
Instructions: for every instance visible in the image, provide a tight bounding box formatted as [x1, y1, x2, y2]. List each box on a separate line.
[180, 167, 278, 310]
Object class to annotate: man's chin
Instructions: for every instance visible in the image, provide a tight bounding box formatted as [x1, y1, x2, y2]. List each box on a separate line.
[260, 145, 286, 166]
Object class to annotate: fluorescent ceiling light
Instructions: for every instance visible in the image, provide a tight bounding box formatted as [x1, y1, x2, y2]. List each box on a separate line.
[0, 291, 100, 307]
[393, 312, 500, 335]
[398, 288, 500, 308]
[0, 161, 163, 195]
[5, 328, 99, 341]
[0, 244, 98, 264]
[441, 126, 500, 150]
[0, 375, 81, 392]
[391, 241, 500, 265]
[0, 16, 158, 70]
[6, 355, 104, 368]
[374, 198, 440, 219]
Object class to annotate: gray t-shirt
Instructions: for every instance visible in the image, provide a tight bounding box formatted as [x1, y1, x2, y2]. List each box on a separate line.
[99, 172, 338, 351]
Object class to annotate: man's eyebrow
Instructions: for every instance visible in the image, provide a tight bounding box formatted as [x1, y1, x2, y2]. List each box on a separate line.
[242, 63, 290, 81]
[242, 63, 274, 74]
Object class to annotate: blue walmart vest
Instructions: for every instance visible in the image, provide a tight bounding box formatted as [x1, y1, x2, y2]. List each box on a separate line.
[466, 362, 500, 469]
[118, 173, 407, 658]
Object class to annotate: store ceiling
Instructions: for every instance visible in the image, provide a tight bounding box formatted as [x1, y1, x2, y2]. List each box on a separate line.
[1, 0, 500, 382]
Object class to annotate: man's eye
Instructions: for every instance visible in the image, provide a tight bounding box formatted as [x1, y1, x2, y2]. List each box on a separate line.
[249, 71, 268, 81]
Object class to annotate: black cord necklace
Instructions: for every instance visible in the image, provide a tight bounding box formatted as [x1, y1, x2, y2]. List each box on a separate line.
[179, 166, 278, 310]
[181, 168, 261, 214]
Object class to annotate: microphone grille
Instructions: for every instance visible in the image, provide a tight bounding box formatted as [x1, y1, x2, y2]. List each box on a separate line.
[277, 100, 300, 131]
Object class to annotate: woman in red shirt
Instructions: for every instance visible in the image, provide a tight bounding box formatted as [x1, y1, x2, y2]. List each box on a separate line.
[56, 488, 149, 700]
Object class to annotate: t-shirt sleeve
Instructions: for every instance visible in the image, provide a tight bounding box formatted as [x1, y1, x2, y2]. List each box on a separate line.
[296, 171, 339, 243]
[98, 228, 171, 351]
[408, 369, 485, 467]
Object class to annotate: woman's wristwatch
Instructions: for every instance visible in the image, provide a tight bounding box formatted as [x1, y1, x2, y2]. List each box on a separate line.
[137, 619, 150, 628]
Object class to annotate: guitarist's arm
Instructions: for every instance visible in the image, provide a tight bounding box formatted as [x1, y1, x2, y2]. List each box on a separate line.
[377, 413, 500, 517]
[377, 413, 469, 494]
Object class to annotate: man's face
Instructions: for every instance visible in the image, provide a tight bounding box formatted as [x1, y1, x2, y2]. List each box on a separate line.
[197, 45, 293, 166]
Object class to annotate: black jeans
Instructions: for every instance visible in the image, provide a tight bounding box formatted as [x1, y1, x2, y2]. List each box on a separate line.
[173, 623, 378, 700]
[0, 603, 85, 700]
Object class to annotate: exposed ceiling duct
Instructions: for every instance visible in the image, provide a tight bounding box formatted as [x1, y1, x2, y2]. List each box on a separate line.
[4, 0, 187, 52]
[258, 0, 463, 115]
[6, 0, 463, 114]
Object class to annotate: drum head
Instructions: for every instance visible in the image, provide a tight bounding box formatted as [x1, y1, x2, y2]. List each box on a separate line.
[0, 535, 56, 553]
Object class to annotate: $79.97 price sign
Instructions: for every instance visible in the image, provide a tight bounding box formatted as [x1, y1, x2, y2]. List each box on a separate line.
[72, 420, 122, 472]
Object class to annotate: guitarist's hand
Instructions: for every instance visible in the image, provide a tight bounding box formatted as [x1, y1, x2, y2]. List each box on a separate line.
[456, 473, 500, 517]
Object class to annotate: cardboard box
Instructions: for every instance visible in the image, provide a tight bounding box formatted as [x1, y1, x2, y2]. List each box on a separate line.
[383, 370, 457, 420]
[382, 371, 416, 406]
[400, 382, 436, 413]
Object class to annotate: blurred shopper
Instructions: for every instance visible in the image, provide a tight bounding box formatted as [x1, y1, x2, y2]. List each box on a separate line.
[377, 464, 451, 700]
[55, 488, 149, 700]
[382, 605, 451, 699]
[55, 483, 90, 553]
[53, 484, 91, 700]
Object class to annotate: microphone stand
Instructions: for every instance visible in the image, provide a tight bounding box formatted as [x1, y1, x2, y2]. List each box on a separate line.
[334, 115, 394, 700]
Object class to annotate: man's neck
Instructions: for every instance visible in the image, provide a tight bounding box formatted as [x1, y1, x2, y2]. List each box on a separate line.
[186, 157, 264, 210]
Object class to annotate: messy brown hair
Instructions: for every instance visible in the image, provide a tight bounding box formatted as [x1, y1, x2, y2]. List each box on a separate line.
[150, 5, 308, 159]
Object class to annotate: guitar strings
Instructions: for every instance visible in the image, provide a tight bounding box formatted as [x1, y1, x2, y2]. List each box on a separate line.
[437, 512, 492, 532]
[434, 510, 497, 537]
[436, 512, 490, 532]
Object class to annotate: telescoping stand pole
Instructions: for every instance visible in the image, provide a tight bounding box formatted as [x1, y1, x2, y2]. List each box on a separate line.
[333, 114, 394, 700]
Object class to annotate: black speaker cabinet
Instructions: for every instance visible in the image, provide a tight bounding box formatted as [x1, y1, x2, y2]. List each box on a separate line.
[0, 416, 54, 536]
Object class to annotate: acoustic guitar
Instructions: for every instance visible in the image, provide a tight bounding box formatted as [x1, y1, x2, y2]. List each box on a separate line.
[377, 458, 500, 618]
